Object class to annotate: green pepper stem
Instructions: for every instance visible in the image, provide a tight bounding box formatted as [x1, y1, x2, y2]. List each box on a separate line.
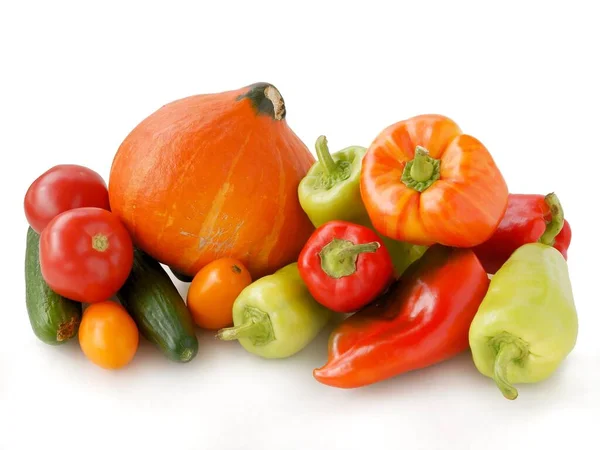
[539, 192, 565, 246]
[216, 306, 275, 346]
[410, 146, 434, 182]
[217, 320, 261, 341]
[493, 343, 521, 400]
[315, 135, 338, 175]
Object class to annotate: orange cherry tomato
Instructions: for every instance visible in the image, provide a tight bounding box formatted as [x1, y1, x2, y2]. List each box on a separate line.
[78, 301, 139, 369]
[186, 258, 252, 330]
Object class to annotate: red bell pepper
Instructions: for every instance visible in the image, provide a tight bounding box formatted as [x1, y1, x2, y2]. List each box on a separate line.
[471, 192, 571, 274]
[297, 220, 394, 313]
[313, 244, 489, 389]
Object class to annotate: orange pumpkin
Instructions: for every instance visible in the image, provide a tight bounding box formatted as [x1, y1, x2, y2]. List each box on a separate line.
[108, 82, 315, 279]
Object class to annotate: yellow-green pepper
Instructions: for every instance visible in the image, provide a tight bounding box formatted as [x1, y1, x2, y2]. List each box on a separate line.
[469, 243, 578, 400]
[216, 263, 332, 359]
[297, 135, 427, 277]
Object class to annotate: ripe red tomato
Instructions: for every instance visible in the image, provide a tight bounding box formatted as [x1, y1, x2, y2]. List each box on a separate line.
[39, 207, 134, 303]
[24, 164, 110, 233]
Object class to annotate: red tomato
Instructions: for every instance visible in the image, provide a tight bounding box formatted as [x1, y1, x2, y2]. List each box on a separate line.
[39, 207, 134, 303]
[24, 164, 110, 233]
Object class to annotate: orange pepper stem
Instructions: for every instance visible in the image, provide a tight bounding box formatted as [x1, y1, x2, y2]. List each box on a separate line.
[539, 193, 565, 246]
[401, 146, 441, 192]
[315, 135, 339, 176]
[411, 147, 435, 181]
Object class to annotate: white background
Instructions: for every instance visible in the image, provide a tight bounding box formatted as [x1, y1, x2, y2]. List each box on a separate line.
[1, 1, 599, 449]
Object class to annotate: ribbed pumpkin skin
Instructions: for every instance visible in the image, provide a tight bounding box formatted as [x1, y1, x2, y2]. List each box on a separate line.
[108, 83, 315, 279]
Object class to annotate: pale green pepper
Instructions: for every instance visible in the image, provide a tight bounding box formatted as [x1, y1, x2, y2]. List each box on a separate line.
[469, 243, 578, 400]
[216, 263, 332, 359]
[297, 135, 427, 277]
[297, 135, 367, 227]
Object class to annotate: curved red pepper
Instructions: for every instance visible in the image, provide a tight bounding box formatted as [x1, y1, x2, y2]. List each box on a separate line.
[471, 192, 571, 274]
[313, 245, 489, 389]
[298, 220, 394, 313]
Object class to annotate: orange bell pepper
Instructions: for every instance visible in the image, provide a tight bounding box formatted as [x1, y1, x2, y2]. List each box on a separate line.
[360, 114, 509, 247]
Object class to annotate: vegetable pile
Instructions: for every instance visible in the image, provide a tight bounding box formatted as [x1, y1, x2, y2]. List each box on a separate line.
[22, 82, 577, 400]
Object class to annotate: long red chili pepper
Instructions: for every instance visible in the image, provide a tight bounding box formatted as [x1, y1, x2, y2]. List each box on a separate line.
[313, 245, 490, 389]
[471, 192, 571, 274]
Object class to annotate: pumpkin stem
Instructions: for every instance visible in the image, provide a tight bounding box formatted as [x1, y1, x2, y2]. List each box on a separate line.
[264, 85, 285, 120]
[238, 82, 287, 120]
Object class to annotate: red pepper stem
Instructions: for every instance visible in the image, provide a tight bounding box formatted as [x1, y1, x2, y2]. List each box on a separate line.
[539, 193, 565, 246]
[337, 242, 380, 258]
[315, 135, 338, 176]
[319, 238, 380, 279]
[493, 342, 520, 400]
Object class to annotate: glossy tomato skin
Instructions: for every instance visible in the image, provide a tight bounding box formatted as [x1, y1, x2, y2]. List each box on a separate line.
[186, 258, 252, 330]
[24, 164, 110, 234]
[79, 301, 139, 369]
[39, 207, 134, 303]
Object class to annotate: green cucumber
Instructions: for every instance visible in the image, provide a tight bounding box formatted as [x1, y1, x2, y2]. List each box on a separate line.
[117, 248, 198, 362]
[25, 226, 82, 345]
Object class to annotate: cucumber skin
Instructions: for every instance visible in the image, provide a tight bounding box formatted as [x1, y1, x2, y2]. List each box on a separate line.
[25, 226, 82, 345]
[117, 249, 198, 362]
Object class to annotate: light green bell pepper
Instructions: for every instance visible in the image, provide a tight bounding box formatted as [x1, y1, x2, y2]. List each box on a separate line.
[217, 263, 332, 359]
[469, 243, 578, 400]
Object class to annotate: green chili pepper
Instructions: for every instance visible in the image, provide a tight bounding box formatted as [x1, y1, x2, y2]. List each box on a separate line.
[298, 135, 367, 227]
[469, 243, 578, 400]
[216, 263, 332, 359]
[297, 135, 427, 277]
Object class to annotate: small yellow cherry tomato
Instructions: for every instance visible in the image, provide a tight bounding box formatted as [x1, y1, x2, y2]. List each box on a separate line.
[78, 301, 139, 369]
[187, 258, 252, 330]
